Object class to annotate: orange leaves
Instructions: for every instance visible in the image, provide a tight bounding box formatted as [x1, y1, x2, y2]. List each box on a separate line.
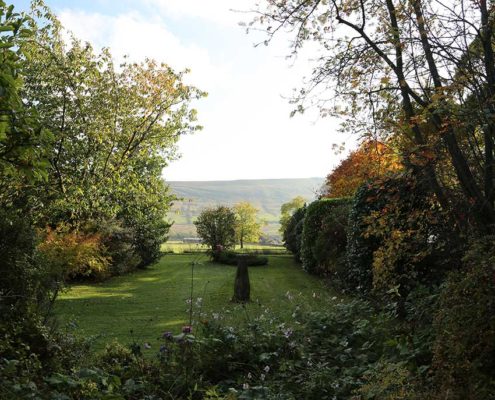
[323, 140, 402, 198]
[38, 225, 111, 281]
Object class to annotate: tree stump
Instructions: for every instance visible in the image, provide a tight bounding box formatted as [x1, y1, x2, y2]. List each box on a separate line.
[232, 254, 250, 303]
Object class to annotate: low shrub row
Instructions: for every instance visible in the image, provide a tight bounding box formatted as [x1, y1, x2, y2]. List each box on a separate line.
[216, 251, 269, 266]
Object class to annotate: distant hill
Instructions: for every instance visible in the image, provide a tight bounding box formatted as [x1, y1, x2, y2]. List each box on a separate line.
[166, 178, 324, 241]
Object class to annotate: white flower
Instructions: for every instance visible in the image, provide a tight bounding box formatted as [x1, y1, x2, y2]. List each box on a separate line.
[264, 365, 270, 373]
[212, 313, 219, 320]
[247, 372, 252, 379]
[243, 383, 249, 390]
[260, 373, 265, 381]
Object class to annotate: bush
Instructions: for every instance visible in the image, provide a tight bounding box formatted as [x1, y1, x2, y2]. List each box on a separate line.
[194, 206, 237, 261]
[282, 205, 306, 262]
[300, 198, 351, 276]
[432, 236, 495, 399]
[216, 251, 268, 266]
[131, 216, 170, 267]
[94, 220, 142, 276]
[344, 173, 459, 298]
[38, 224, 111, 281]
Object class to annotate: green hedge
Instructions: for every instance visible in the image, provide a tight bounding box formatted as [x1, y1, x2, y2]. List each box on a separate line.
[216, 251, 268, 267]
[282, 205, 306, 262]
[300, 198, 352, 276]
[344, 173, 460, 297]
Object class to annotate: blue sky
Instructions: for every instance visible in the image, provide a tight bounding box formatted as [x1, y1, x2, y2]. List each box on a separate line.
[16, 0, 354, 181]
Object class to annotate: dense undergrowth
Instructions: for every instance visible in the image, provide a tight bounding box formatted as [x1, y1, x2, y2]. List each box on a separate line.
[2, 1, 495, 399]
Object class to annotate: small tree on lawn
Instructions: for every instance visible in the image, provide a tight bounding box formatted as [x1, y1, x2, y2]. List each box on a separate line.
[234, 201, 263, 249]
[194, 206, 236, 260]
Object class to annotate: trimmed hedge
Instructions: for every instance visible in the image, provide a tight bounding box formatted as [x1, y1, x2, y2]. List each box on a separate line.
[300, 198, 352, 276]
[216, 251, 268, 267]
[344, 173, 460, 297]
[282, 205, 306, 262]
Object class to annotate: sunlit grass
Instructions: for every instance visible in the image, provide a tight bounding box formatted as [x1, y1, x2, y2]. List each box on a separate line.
[55, 254, 335, 350]
[160, 241, 288, 254]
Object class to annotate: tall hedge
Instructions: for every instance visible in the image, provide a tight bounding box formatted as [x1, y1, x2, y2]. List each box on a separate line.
[344, 173, 460, 297]
[282, 205, 306, 262]
[300, 198, 352, 276]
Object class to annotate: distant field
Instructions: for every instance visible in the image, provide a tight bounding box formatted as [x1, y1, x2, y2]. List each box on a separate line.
[166, 178, 323, 240]
[55, 254, 333, 350]
[161, 241, 289, 254]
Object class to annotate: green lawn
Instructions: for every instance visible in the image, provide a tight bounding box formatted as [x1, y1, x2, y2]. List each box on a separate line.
[55, 254, 334, 350]
[161, 242, 288, 254]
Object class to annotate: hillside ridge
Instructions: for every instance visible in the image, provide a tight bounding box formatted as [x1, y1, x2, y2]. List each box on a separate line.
[166, 177, 324, 241]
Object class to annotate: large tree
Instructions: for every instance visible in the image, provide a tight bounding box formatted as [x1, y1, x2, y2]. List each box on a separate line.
[279, 196, 306, 235]
[252, 0, 495, 233]
[234, 201, 263, 248]
[22, 11, 205, 227]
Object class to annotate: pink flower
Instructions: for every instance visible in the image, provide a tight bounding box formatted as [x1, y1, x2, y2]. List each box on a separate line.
[182, 325, 192, 334]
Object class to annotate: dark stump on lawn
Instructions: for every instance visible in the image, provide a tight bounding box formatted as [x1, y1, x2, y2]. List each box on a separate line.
[232, 254, 250, 303]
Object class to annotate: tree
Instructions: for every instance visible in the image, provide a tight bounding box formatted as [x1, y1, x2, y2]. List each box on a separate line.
[279, 196, 306, 235]
[234, 201, 263, 248]
[0, 2, 51, 207]
[252, 0, 495, 233]
[22, 15, 205, 227]
[323, 140, 402, 198]
[194, 206, 237, 259]
[16, 5, 205, 269]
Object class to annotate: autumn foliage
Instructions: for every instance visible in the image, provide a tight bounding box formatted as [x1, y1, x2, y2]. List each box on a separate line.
[323, 141, 402, 198]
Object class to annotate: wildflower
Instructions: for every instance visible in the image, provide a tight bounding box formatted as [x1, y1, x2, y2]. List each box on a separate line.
[162, 331, 173, 340]
[264, 365, 270, 373]
[242, 383, 249, 390]
[212, 313, 220, 320]
[195, 297, 203, 305]
[260, 373, 265, 381]
[185, 298, 192, 305]
[143, 342, 151, 349]
[182, 325, 192, 334]
[159, 344, 168, 353]
[283, 328, 293, 338]
[247, 372, 252, 379]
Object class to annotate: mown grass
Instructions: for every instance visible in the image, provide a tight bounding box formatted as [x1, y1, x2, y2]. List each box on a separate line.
[55, 254, 334, 351]
[160, 242, 288, 254]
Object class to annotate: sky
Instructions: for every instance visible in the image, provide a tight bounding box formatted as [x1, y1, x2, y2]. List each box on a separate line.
[17, 0, 356, 181]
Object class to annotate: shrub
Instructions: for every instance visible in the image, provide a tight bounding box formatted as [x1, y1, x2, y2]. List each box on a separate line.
[216, 251, 268, 266]
[300, 198, 351, 276]
[194, 206, 237, 261]
[344, 173, 459, 298]
[432, 235, 495, 399]
[345, 181, 389, 294]
[93, 220, 142, 276]
[131, 216, 170, 268]
[38, 224, 111, 281]
[282, 205, 306, 262]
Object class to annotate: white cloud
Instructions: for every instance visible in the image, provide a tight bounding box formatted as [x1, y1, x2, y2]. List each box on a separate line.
[56, 5, 352, 181]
